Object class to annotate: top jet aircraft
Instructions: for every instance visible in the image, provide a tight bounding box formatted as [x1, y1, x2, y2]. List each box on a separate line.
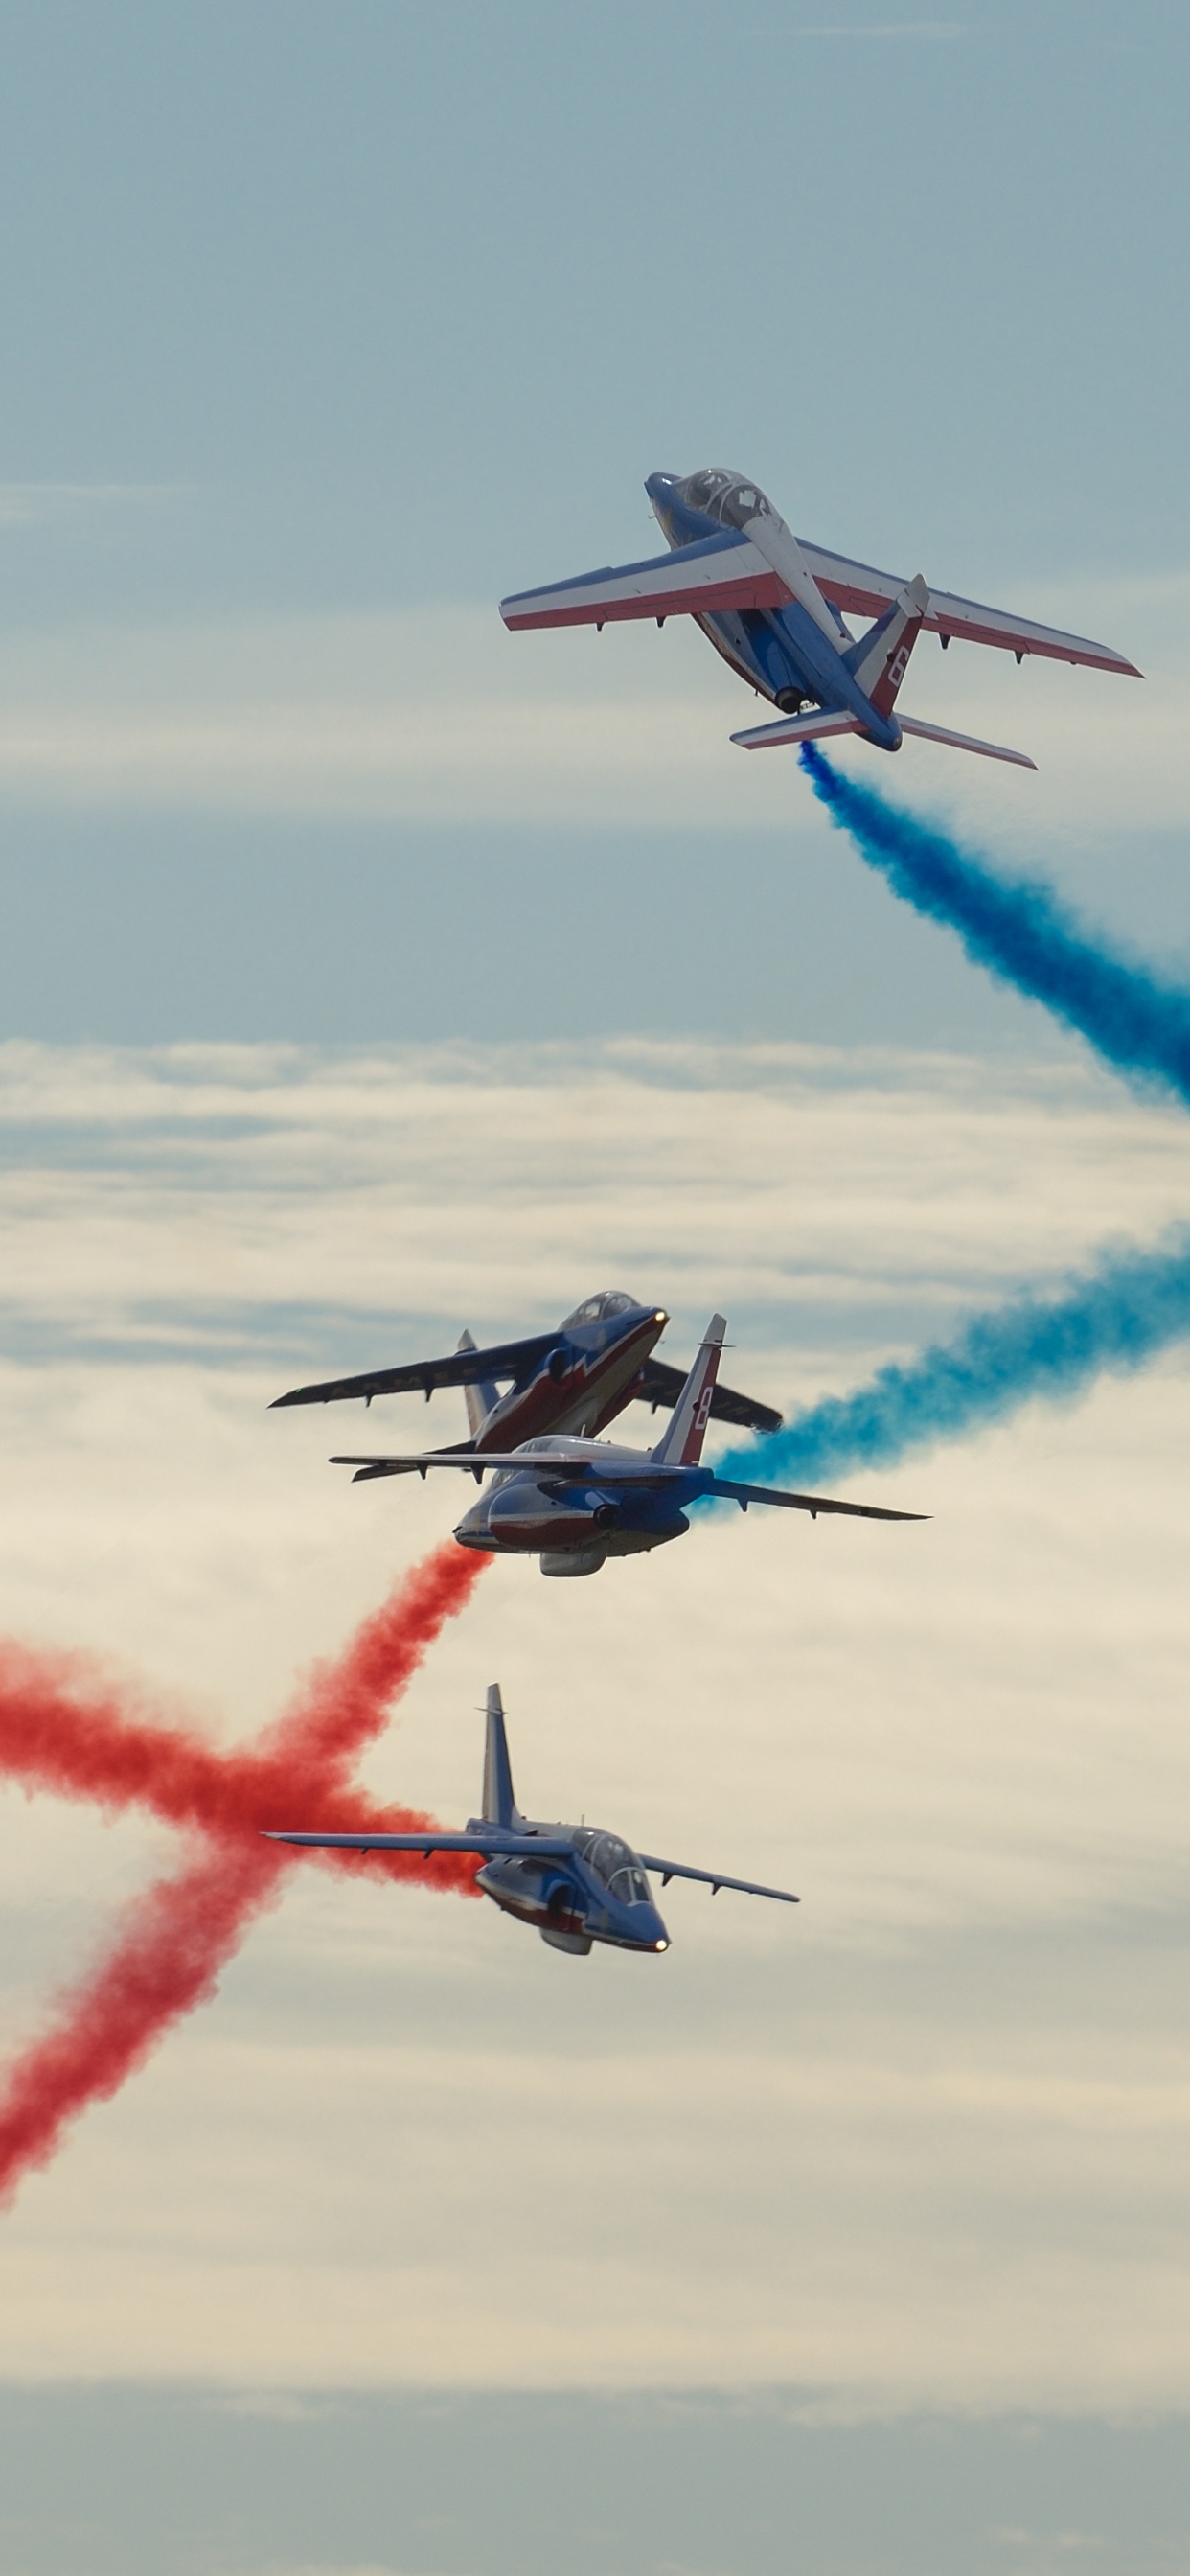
[500, 469, 1141, 770]
[271, 1288, 782, 1450]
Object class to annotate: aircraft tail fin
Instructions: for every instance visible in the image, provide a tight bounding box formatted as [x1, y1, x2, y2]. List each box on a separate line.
[481, 1684, 521, 1829]
[651, 1315, 726, 1467]
[458, 1329, 501, 1438]
[844, 572, 930, 716]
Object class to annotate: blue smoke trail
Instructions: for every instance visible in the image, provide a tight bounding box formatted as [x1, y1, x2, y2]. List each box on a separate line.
[710, 1230, 1190, 1491]
[800, 742, 1190, 1107]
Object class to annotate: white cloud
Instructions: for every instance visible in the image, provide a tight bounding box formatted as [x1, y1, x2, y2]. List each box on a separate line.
[0, 1041, 1189, 2405]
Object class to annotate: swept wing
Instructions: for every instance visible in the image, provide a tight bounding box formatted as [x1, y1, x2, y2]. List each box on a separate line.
[263, 1828, 574, 1856]
[636, 1355, 781, 1435]
[329, 1448, 925, 1520]
[636, 1853, 798, 1902]
[271, 1331, 562, 1410]
[500, 528, 1137, 675]
[499, 530, 788, 631]
[797, 538, 1140, 675]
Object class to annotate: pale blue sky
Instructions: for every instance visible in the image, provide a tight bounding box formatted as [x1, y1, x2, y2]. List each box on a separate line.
[0, 0, 1184, 1047]
[2, 12, 1190, 2574]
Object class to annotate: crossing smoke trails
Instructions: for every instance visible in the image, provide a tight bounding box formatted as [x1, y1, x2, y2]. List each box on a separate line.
[6, 753, 1190, 2191]
[800, 741, 1190, 1106]
[0, 1541, 485, 2203]
[712, 1230, 1190, 1491]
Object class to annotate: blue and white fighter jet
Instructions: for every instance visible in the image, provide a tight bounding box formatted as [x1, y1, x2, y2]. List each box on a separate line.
[500, 468, 1141, 770]
[266, 1684, 797, 1956]
[329, 1313, 924, 1577]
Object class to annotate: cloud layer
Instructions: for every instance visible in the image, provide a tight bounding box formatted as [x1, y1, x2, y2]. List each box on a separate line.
[1, 1039, 1190, 2405]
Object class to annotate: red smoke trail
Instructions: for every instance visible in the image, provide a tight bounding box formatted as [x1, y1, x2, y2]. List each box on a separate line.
[0, 1840, 285, 2198]
[0, 1542, 486, 1864]
[0, 1541, 488, 2203]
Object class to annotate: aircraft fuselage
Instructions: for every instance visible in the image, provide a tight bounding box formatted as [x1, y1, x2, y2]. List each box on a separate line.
[645, 470, 901, 748]
[476, 1824, 669, 1956]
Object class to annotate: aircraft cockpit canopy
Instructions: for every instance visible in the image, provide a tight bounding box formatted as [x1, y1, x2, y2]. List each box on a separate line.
[562, 1289, 638, 1326]
[574, 1829, 652, 1905]
[679, 469, 773, 532]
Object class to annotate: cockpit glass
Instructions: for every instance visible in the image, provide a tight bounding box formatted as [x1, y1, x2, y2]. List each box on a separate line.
[678, 470, 771, 532]
[562, 1290, 637, 1326]
[608, 1865, 652, 1907]
[576, 1830, 633, 1886]
[680, 468, 732, 516]
[717, 481, 771, 532]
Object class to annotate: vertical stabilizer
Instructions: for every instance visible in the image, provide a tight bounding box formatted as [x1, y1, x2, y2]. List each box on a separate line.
[652, 1315, 726, 1467]
[481, 1684, 521, 1828]
[844, 573, 930, 717]
[458, 1329, 501, 1439]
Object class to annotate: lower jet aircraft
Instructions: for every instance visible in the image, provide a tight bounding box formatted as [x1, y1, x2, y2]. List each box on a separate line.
[326, 1313, 924, 1577]
[500, 467, 1140, 770]
[266, 1684, 797, 1955]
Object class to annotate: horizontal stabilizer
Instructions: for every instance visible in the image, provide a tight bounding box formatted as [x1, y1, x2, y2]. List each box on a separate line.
[732, 710, 862, 752]
[896, 714, 1037, 769]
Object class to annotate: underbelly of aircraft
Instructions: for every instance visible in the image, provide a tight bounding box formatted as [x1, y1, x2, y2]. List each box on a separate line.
[454, 1474, 689, 1569]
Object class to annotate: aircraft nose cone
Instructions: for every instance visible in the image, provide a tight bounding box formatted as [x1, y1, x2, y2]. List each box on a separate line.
[645, 472, 679, 504]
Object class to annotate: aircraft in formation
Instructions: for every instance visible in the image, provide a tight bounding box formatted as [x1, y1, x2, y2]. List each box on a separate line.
[267, 1684, 797, 1956]
[272, 1286, 781, 1447]
[500, 467, 1141, 771]
[274, 1301, 923, 1577]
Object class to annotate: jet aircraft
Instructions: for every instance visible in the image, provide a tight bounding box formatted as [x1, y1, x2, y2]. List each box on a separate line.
[271, 1287, 782, 1448]
[266, 1683, 797, 1956]
[500, 468, 1141, 770]
[327, 1313, 924, 1577]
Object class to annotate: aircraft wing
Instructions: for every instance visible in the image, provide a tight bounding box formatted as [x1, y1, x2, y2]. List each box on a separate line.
[263, 1828, 575, 1857]
[329, 1449, 675, 1484]
[500, 531, 789, 631]
[634, 1357, 783, 1435]
[331, 1451, 925, 1519]
[636, 1853, 798, 1902]
[795, 537, 1141, 676]
[710, 1476, 927, 1523]
[270, 1330, 562, 1410]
